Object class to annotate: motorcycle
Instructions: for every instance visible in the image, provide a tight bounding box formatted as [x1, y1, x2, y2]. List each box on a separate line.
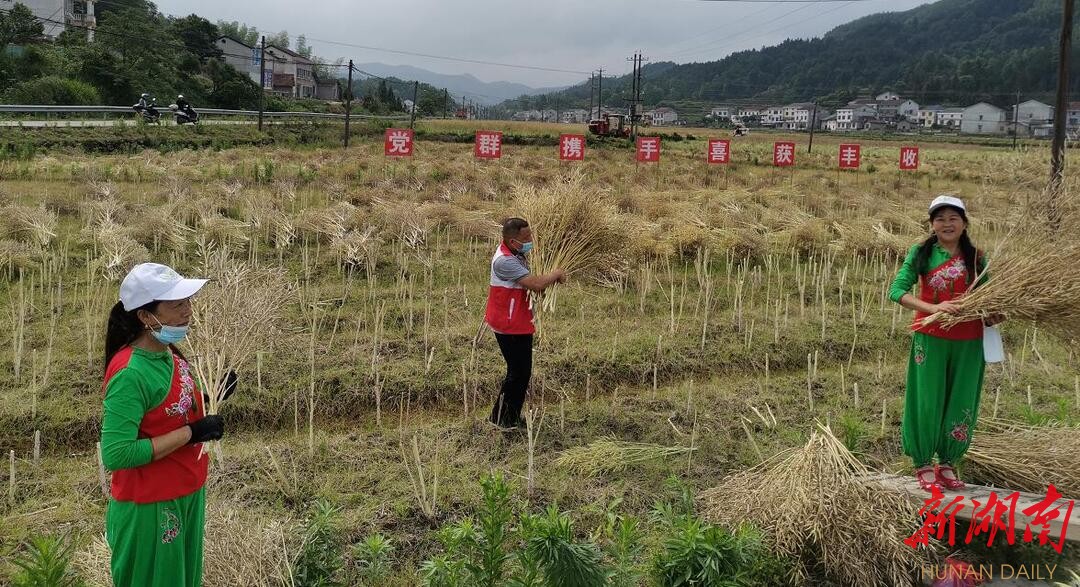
[133, 100, 160, 123]
[170, 103, 199, 125]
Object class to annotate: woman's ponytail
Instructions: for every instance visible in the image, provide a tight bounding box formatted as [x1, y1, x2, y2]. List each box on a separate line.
[104, 301, 157, 372]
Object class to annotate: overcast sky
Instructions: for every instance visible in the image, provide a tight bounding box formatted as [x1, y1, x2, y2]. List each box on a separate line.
[155, 0, 935, 88]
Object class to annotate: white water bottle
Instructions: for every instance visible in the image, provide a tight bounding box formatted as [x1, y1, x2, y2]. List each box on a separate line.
[983, 324, 1004, 363]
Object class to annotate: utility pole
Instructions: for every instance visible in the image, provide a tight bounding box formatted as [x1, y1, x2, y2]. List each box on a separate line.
[807, 100, 818, 153]
[443, 89, 449, 119]
[343, 60, 353, 148]
[1013, 89, 1020, 150]
[1050, 0, 1074, 212]
[628, 53, 638, 140]
[409, 81, 419, 129]
[258, 35, 266, 131]
[589, 74, 595, 120]
[597, 67, 603, 115]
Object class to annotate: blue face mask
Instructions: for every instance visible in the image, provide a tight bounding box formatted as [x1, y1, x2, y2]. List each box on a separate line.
[519, 241, 534, 255]
[150, 316, 189, 345]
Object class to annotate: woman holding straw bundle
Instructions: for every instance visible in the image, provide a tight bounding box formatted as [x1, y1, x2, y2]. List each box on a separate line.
[889, 195, 1002, 493]
[485, 217, 565, 429]
[100, 263, 226, 587]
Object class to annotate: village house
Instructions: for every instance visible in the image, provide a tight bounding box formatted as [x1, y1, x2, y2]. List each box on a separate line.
[961, 102, 1007, 135]
[648, 107, 678, 126]
[263, 45, 316, 98]
[761, 106, 784, 127]
[561, 109, 590, 124]
[835, 104, 876, 131]
[710, 105, 733, 119]
[936, 108, 963, 129]
[917, 105, 944, 127]
[1067, 102, 1080, 129]
[7, 0, 96, 39]
[215, 36, 262, 86]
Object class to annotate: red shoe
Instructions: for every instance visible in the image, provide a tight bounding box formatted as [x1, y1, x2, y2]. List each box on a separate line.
[916, 465, 942, 492]
[936, 465, 966, 490]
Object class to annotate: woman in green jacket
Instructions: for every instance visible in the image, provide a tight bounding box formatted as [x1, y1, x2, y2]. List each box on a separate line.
[100, 262, 224, 587]
[889, 195, 1002, 492]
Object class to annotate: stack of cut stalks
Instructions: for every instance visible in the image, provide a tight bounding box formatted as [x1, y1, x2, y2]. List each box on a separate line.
[701, 424, 928, 586]
[965, 418, 1080, 497]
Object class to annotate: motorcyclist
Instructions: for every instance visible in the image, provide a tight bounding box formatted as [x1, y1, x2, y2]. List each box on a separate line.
[136, 93, 155, 110]
[173, 94, 198, 124]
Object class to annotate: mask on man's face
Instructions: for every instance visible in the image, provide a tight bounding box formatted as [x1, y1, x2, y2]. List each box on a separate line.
[519, 241, 534, 254]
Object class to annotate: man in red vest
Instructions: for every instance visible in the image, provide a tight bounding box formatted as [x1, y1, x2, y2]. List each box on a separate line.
[485, 218, 565, 429]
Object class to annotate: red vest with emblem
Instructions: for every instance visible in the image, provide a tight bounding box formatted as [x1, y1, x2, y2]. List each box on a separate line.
[104, 347, 208, 503]
[484, 243, 535, 335]
[911, 254, 983, 340]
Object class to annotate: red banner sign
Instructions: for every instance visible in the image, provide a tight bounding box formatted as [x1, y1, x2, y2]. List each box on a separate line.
[559, 134, 585, 161]
[707, 139, 730, 164]
[773, 141, 795, 167]
[636, 137, 661, 162]
[838, 143, 861, 169]
[474, 131, 503, 159]
[384, 128, 414, 157]
[900, 146, 920, 170]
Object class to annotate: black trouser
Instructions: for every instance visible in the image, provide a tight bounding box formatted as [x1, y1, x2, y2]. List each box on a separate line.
[490, 333, 533, 427]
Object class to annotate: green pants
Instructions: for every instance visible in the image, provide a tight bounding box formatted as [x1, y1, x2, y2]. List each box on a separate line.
[106, 488, 206, 587]
[901, 332, 985, 467]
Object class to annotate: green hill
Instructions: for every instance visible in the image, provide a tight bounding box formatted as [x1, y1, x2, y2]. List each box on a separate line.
[505, 0, 1071, 118]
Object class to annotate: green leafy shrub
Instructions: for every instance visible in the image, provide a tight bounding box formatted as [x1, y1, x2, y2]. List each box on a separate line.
[292, 499, 345, 587]
[5, 76, 100, 105]
[11, 532, 84, 587]
[351, 533, 394, 586]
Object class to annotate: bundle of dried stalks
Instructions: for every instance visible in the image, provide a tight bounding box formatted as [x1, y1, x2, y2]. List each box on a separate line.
[330, 226, 380, 269]
[555, 437, 695, 475]
[0, 205, 58, 247]
[830, 220, 910, 258]
[701, 424, 926, 586]
[127, 203, 192, 252]
[197, 212, 251, 249]
[295, 201, 358, 242]
[0, 239, 38, 272]
[75, 501, 297, 586]
[372, 197, 433, 251]
[184, 254, 295, 422]
[964, 418, 1080, 496]
[93, 226, 150, 281]
[514, 172, 622, 311]
[927, 236, 1080, 341]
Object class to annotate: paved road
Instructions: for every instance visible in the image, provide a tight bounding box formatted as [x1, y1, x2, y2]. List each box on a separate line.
[0, 118, 266, 128]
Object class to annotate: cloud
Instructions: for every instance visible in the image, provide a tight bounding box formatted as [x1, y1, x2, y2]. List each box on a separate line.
[156, 0, 934, 86]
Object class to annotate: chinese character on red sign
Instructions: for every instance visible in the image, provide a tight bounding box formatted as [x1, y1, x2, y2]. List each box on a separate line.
[900, 146, 919, 170]
[636, 137, 661, 162]
[838, 143, 861, 169]
[559, 134, 585, 161]
[905, 485, 1075, 553]
[384, 129, 414, 157]
[707, 139, 730, 164]
[474, 131, 503, 159]
[773, 141, 795, 167]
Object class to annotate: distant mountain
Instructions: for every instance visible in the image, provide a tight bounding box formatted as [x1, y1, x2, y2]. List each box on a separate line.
[507, 0, 1072, 116]
[351, 63, 566, 105]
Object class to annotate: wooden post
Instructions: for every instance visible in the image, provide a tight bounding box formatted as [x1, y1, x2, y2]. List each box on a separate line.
[33, 430, 40, 466]
[1049, 0, 1074, 222]
[258, 36, 266, 132]
[343, 60, 353, 148]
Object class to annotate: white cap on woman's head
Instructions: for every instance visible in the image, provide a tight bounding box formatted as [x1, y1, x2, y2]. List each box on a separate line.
[928, 195, 966, 216]
[120, 263, 207, 311]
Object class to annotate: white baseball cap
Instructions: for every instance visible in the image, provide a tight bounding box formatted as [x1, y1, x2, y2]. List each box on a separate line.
[120, 263, 207, 311]
[928, 195, 966, 216]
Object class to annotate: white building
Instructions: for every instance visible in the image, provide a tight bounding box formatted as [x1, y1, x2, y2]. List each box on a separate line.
[897, 99, 921, 120]
[835, 105, 876, 131]
[1068, 102, 1080, 129]
[762, 106, 784, 127]
[561, 109, 589, 124]
[710, 105, 733, 119]
[1011, 99, 1053, 126]
[649, 107, 678, 126]
[4, 0, 95, 39]
[917, 105, 944, 127]
[264, 45, 316, 98]
[738, 106, 762, 118]
[216, 36, 262, 86]
[876, 91, 901, 101]
[936, 108, 963, 129]
[961, 102, 1007, 135]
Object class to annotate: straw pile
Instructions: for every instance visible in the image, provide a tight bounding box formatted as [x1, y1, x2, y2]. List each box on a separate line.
[513, 172, 623, 312]
[701, 424, 926, 586]
[964, 418, 1080, 497]
[555, 437, 695, 476]
[927, 187, 1080, 341]
[184, 254, 296, 420]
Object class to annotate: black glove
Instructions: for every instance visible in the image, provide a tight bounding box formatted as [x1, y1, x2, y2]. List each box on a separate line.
[203, 370, 238, 405]
[187, 415, 224, 444]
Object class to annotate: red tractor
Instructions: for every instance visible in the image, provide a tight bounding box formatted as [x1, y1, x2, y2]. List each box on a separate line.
[588, 113, 631, 138]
